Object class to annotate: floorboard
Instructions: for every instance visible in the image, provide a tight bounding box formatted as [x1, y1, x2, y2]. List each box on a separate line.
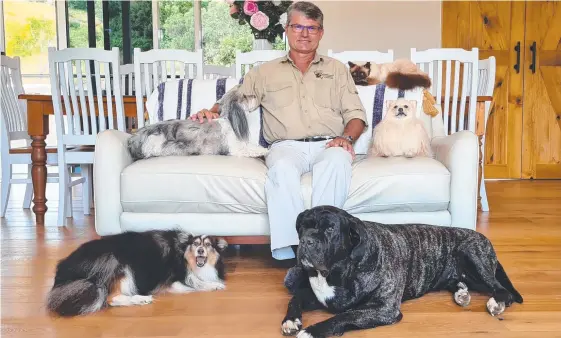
[1, 180, 560, 337]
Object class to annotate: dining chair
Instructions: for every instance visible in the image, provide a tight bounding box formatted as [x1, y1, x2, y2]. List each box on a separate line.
[203, 64, 235, 79]
[1, 54, 60, 217]
[410, 47, 480, 136]
[48, 46, 126, 226]
[410, 47, 486, 210]
[133, 48, 204, 128]
[476, 56, 496, 212]
[235, 49, 287, 78]
[327, 49, 395, 65]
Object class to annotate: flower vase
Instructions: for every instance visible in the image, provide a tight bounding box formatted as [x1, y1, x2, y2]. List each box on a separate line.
[253, 38, 273, 50]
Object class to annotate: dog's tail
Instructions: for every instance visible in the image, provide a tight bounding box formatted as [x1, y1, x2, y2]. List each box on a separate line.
[496, 261, 523, 304]
[46, 279, 109, 317]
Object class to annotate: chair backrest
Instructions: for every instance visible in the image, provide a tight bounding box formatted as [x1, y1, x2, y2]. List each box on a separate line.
[477, 56, 496, 132]
[134, 48, 204, 127]
[203, 65, 235, 79]
[410, 47, 479, 135]
[235, 49, 287, 78]
[327, 49, 394, 65]
[120, 63, 135, 96]
[48, 47, 126, 147]
[1, 54, 28, 147]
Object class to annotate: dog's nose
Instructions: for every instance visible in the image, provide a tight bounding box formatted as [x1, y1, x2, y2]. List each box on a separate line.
[398, 108, 403, 112]
[197, 248, 205, 255]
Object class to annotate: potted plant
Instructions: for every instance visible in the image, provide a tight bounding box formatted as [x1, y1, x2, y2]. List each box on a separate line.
[227, 0, 292, 50]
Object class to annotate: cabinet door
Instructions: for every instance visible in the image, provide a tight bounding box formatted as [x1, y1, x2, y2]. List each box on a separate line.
[522, 1, 561, 179]
[442, 1, 525, 179]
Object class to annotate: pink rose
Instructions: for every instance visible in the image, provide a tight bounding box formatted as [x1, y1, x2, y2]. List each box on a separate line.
[243, 1, 258, 15]
[229, 5, 238, 15]
[250, 11, 269, 31]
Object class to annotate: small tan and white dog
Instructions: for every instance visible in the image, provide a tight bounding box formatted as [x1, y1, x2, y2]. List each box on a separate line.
[369, 98, 433, 158]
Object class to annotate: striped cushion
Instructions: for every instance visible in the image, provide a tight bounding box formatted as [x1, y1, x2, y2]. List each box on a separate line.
[145, 79, 429, 154]
[145, 78, 265, 148]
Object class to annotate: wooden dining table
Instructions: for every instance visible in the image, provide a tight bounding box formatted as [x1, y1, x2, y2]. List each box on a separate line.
[20, 93, 492, 226]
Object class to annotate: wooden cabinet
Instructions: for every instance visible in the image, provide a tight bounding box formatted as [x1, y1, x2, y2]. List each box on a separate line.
[442, 1, 561, 179]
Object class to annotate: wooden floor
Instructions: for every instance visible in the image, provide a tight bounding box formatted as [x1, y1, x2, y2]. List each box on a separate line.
[1, 180, 561, 337]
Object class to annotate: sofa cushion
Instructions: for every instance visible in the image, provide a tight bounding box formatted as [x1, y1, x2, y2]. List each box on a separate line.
[121, 155, 450, 216]
[121, 156, 269, 214]
[342, 156, 450, 213]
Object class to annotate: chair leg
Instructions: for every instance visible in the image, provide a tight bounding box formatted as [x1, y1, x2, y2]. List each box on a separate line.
[81, 164, 91, 215]
[479, 138, 490, 212]
[58, 164, 69, 226]
[1, 164, 12, 217]
[23, 164, 33, 209]
[480, 178, 489, 212]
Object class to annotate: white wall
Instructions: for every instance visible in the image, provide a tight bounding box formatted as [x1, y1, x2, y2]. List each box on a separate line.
[312, 1, 442, 59]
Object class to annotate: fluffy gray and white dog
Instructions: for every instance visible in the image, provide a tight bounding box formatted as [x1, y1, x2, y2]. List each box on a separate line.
[281, 206, 523, 338]
[127, 86, 269, 161]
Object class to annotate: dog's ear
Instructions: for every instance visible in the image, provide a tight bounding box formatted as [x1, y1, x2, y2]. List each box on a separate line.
[215, 238, 228, 252]
[408, 100, 417, 112]
[385, 99, 395, 110]
[364, 62, 371, 69]
[295, 210, 306, 235]
[348, 61, 356, 68]
[348, 216, 366, 260]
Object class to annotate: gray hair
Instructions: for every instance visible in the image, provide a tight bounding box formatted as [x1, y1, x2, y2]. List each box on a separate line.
[286, 1, 324, 27]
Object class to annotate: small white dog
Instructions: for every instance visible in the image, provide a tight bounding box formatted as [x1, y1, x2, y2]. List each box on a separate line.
[369, 98, 432, 158]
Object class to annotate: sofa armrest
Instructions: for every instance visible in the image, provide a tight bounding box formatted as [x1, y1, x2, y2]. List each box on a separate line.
[94, 129, 133, 236]
[431, 130, 479, 230]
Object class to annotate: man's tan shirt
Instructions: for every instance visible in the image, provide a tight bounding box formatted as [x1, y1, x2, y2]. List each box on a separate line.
[235, 53, 367, 144]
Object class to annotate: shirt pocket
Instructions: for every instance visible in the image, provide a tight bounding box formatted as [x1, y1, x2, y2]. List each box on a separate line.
[313, 80, 336, 109]
[265, 81, 293, 108]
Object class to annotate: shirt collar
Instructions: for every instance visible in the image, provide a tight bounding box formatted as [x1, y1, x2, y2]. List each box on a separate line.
[282, 51, 323, 65]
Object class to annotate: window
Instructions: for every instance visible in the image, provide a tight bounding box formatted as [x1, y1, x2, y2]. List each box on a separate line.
[67, 0, 153, 64]
[201, 1, 285, 67]
[157, 0, 195, 51]
[3, 0, 57, 94]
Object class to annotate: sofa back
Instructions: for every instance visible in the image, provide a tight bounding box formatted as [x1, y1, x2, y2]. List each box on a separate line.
[145, 78, 444, 155]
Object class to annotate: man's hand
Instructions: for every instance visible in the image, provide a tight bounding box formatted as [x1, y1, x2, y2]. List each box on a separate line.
[190, 104, 220, 123]
[326, 136, 356, 160]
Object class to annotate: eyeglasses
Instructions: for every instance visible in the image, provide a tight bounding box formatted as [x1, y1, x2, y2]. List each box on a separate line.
[288, 24, 322, 35]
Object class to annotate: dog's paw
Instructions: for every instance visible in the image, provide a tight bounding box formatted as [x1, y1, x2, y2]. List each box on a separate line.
[486, 297, 506, 317]
[296, 330, 314, 338]
[454, 282, 471, 307]
[281, 318, 302, 336]
[204, 282, 225, 291]
[454, 288, 471, 307]
[131, 295, 153, 305]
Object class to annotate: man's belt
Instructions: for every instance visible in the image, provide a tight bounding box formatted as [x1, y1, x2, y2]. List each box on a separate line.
[294, 136, 335, 142]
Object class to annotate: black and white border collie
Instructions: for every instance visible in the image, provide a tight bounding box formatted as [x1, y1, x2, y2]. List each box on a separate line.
[46, 230, 227, 317]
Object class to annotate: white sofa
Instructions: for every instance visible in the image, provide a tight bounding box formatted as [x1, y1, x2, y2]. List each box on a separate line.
[93, 78, 479, 242]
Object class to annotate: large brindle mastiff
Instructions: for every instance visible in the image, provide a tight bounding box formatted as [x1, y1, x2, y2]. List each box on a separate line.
[281, 206, 523, 338]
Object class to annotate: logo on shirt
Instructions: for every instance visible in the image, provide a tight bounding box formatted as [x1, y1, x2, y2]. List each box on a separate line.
[314, 70, 334, 79]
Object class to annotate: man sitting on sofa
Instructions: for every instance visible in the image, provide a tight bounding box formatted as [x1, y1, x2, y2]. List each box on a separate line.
[191, 1, 367, 261]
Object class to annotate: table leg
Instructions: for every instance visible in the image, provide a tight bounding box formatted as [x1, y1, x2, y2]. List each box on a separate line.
[31, 136, 48, 225]
[27, 101, 49, 226]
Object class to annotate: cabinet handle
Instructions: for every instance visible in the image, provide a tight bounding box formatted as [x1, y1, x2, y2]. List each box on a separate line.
[529, 41, 536, 74]
[514, 41, 521, 73]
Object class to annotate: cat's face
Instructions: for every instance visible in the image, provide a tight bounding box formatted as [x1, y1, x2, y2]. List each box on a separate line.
[348, 61, 370, 85]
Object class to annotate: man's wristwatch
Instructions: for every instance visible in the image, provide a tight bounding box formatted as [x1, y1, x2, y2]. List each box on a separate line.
[341, 135, 354, 143]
